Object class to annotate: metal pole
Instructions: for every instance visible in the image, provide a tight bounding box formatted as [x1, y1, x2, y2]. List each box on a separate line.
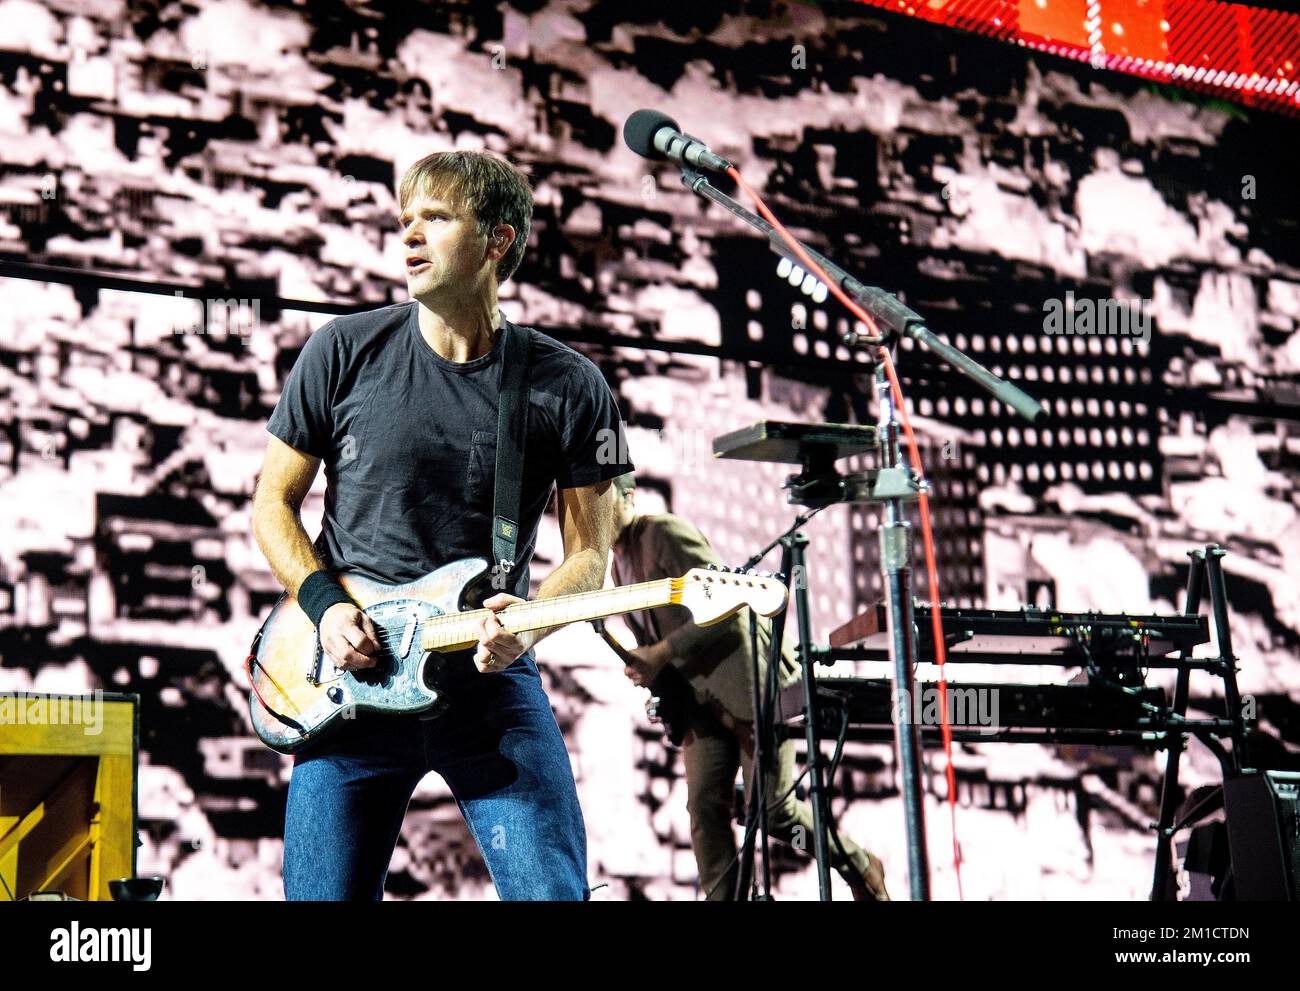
[875, 363, 930, 900]
[789, 532, 833, 899]
[1150, 548, 1205, 901]
[1204, 545, 1250, 771]
[735, 593, 775, 900]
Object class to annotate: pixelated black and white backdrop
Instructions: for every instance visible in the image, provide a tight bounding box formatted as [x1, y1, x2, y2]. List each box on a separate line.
[0, 0, 1298, 900]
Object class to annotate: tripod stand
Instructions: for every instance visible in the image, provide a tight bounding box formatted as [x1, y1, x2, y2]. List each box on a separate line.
[719, 398, 928, 900]
[732, 513, 824, 901]
[1150, 544, 1254, 900]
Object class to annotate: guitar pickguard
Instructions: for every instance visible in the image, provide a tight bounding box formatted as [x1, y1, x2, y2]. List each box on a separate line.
[330, 598, 446, 711]
[247, 560, 488, 753]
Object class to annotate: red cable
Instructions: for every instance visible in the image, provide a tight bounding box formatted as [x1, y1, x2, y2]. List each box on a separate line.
[246, 652, 286, 720]
[726, 166, 964, 899]
[245, 653, 272, 711]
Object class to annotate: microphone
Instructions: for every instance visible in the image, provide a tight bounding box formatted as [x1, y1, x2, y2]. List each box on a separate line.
[622, 109, 733, 173]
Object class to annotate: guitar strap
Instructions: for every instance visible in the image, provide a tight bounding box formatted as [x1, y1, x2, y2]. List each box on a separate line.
[492, 319, 531, 582]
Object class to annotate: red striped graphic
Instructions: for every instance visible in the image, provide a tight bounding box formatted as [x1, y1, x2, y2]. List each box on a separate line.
[851, 0, 1300, 115]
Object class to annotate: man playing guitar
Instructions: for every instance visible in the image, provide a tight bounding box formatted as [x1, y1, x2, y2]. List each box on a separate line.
[252, 150, 631, 900]
[608, 474, 889, 900]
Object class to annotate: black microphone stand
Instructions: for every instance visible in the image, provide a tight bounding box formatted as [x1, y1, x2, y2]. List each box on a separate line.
[676, 164, 1046, 900]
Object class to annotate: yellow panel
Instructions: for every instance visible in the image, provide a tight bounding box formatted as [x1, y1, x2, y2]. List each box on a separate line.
[0, 696, 134, 757]
[92, 755, 135, 900]
[0, 695, 137, 900]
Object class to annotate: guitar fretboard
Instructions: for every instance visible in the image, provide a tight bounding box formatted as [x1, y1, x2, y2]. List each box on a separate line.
[419, 577, 679, 651]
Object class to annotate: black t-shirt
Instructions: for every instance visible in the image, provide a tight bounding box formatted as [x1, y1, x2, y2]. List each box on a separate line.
[266, 301, 632, 598]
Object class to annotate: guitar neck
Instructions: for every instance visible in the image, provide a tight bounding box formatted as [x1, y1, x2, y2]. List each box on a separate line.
[592, 624, 639, 666]
[420, 578, 676, 652]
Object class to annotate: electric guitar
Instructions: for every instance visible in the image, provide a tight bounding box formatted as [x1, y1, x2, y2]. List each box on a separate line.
[246, 557, 787, 753]
[590, 617, 699, 747]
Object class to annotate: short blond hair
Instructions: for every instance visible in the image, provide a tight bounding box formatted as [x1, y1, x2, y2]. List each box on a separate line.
[399, 151, 533, 284]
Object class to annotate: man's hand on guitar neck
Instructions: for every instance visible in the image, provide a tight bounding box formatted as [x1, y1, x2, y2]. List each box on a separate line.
[623, 641, 672, 688]
[320, 603, 383, 671]
[474, 593, 535, 674]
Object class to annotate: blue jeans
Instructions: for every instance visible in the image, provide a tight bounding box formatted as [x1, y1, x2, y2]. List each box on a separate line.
[282, 652, 588, 901]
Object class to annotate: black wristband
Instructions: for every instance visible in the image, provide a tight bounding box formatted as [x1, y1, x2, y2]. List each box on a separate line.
[296, 570, 353, 628]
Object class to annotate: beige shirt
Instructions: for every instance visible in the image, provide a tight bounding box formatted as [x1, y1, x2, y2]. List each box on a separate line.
[611, 513, 799, 726]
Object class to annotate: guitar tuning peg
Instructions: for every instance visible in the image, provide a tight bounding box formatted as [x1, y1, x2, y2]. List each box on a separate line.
[706, 563, 717, 571]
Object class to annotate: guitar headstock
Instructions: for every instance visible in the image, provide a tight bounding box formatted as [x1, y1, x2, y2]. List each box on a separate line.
[675, 566, 789, 625]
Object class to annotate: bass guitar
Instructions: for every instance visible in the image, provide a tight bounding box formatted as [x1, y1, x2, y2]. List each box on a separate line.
[589, 617, 699, 747]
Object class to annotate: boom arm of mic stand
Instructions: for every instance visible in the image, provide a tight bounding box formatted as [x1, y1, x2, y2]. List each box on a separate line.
[906, 325, 1047, 423]
[679, 168, 1048, 424]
